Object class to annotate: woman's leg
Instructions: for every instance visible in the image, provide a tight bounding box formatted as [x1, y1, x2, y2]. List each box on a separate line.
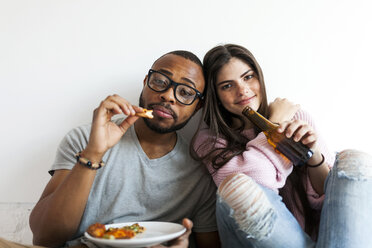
[317, 149, 372, 248]
[216, 174, 315, 248]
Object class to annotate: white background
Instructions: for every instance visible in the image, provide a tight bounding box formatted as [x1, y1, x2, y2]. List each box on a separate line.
[1, 0, 371, 203]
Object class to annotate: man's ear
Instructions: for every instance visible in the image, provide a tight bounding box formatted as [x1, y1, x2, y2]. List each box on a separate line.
[143, 75, 148, 87]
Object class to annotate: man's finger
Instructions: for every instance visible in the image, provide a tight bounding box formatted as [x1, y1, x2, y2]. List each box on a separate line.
[172, 218, 193, 242]
[182, 218, 193, 231]
[119, 116, 140, 134]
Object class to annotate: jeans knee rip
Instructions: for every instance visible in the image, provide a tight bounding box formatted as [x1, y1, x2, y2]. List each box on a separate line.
[233, 200, 277, 240]
[336, 149, 372, 180]
[218, 174, 277, 240]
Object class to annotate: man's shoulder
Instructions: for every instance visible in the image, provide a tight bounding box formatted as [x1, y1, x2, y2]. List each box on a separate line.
[59, 123, 92, 145]
[174, 133, 197, 160]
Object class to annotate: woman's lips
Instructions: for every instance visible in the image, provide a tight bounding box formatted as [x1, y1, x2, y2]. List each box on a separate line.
[236, 96, 256, 106]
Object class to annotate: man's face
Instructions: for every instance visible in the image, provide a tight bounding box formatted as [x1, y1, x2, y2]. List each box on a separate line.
[139, 54, 205, 133]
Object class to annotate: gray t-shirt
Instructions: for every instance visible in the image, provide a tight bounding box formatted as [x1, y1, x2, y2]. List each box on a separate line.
[50, 119, 217, 246]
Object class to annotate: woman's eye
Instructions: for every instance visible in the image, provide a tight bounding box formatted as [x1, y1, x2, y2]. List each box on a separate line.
[244, 75, 254, 80]
[221, 84, 232, 90]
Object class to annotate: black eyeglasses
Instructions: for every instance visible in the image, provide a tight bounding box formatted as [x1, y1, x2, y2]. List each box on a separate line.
[146, 69, 204, 105]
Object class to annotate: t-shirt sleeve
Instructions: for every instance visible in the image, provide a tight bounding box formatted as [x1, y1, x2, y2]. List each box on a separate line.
[49, 124, 91, 175]
[191, 174, 218, 233]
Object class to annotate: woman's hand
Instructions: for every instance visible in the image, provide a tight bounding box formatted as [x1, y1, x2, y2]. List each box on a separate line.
[83, 94, 143, 162]
[268, 98, 300, 124]
[277, 119, 322, 161]
[277, 119, 318, 150]
[277, 119, 329, 194]
[148, 218, 193, 248]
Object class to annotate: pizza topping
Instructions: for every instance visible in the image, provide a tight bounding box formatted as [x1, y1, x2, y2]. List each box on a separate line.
[87, 223, 145, 240]
[87, 223, 106, 238]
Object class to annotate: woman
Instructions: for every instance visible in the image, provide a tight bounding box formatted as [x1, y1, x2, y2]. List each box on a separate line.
[191, 44, 372, 247]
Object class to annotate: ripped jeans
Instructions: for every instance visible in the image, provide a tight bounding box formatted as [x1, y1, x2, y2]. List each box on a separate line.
[216, 149, 372, 248]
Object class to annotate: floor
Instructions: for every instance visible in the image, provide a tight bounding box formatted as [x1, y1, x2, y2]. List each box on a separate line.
[0, 202, 35, 245]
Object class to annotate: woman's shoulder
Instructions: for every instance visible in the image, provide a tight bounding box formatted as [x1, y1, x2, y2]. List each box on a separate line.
[193, 124, 228, 152]
[194, 127, 223, 145]
[194, 126, 213, 141]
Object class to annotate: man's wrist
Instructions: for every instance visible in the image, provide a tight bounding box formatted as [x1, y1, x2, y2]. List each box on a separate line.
[75, 151, 105, 170]
[80, 149, 104, 163]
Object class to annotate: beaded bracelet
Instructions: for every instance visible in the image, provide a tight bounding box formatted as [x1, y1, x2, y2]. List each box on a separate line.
[75, 151, 105, 170]
[306, 153, 325, 168]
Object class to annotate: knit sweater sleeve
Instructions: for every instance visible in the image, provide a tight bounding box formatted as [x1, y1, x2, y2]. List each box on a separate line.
[193, 127, 293, 192]
[292, 110, 335, 209]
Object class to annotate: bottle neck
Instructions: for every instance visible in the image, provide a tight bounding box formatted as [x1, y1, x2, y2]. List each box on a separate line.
[242, 106, 278, 131]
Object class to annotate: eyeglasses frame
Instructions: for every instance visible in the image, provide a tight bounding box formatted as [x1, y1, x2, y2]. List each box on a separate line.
[146, 69, 204, 105]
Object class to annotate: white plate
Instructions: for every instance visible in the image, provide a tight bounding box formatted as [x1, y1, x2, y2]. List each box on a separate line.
[84, 221, 186, 248]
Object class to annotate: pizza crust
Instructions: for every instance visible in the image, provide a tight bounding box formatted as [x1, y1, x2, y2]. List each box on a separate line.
[135, 109, 154, 119]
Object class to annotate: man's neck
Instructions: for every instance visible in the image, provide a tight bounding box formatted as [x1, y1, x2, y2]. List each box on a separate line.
[134, 119, 178, 159]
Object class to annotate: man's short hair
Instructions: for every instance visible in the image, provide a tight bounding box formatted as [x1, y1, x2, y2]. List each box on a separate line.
[153, 50, 203, 68]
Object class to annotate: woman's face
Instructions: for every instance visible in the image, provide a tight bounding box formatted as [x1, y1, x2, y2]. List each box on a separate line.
[215, 57, 262, 117]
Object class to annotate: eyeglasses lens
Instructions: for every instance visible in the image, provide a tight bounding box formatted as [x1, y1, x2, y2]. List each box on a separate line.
[148, 72, 197, 105]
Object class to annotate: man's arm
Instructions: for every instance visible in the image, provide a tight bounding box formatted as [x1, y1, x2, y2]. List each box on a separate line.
[29, 95, 142, 247]
[29, 166, 97, 247]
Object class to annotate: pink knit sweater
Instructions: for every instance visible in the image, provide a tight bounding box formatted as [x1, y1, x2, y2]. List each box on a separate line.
[193, 109, 335, 237]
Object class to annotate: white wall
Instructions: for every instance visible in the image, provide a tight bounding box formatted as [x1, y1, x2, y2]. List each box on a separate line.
[1, 0, 371, 203]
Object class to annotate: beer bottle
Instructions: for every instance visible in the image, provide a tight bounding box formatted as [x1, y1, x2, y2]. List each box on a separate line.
[242, 106, 313, 166]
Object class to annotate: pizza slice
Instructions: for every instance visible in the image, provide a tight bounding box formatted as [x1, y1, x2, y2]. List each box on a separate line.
[135, 109, 153, 119]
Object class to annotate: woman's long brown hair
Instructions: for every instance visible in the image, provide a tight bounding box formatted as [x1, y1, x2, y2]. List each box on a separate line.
[190, 44, 268, 169]
[190, 43, 317, 236]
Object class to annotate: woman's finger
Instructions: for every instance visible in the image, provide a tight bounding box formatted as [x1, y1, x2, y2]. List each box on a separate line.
[277, 121, 291, 133]
[301, 132, 317, 148]
[292, 124, 312, 142]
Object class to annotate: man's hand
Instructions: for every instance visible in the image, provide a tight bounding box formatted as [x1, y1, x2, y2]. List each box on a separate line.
[84, 94, 143, 161]
[149, 219, 193, 248]
[29, 95, 144, 247]
[268, 98, 300, 124]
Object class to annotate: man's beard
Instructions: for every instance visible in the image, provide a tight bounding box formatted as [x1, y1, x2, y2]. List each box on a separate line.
[139, 92, 192, 134]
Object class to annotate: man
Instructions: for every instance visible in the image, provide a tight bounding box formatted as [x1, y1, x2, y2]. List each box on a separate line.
[29, 51, 220, 248]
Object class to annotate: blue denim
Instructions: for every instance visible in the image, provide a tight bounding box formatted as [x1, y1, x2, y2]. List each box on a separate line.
[216, 150, 372, 248]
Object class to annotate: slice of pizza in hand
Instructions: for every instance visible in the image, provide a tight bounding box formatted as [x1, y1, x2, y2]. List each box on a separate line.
[135, 109, 153, 119]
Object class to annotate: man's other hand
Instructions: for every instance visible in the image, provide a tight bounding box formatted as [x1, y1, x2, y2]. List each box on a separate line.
[148, 218, 193, 248]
